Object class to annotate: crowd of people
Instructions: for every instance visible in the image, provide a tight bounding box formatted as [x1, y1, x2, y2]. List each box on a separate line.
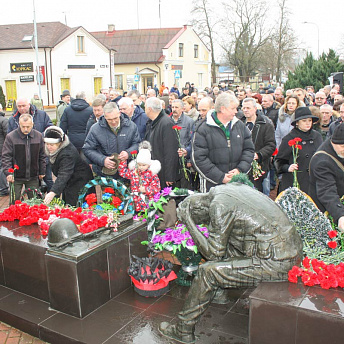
[0, 80, 343, 229]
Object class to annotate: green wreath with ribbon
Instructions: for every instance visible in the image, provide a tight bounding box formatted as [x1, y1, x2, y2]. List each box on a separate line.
[77, 176, 135, 214]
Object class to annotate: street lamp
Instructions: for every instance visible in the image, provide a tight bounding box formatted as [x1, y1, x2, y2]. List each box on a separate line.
[302, 21, 320, 58]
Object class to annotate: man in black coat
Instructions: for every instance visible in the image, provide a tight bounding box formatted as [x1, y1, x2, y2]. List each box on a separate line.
[309, 123, 344, 231]
[261, 93, 280, 128]
[144, 97, 180, 188]
[242, 98, 276, 192]
[192, 93, 254, 192]
[60, 91, 93, 153]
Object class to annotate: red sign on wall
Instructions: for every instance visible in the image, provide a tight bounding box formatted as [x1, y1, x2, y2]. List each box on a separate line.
[38, 66, 46, 85]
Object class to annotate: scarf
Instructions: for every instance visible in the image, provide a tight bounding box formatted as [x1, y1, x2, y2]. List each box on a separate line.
[45, 135, 70, 164]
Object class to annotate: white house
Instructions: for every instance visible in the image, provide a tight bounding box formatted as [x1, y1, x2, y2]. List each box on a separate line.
[0, 22, 113, 108]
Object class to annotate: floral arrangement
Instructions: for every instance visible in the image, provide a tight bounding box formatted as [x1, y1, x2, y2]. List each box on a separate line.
[251, 160, 265, 180]
[82, 187, 125, 214]
[8, 164, 19, 204]
[172, 125, 189, 181]
[0, 201, 118, 236]
[288, 137, 302, 188]
[143, 223, 209, 255]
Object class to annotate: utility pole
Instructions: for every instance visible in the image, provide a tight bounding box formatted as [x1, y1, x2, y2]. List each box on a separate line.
[33, 0, 42, 100]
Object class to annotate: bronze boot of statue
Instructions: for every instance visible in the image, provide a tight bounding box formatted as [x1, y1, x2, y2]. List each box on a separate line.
[159, 321, 195, 343]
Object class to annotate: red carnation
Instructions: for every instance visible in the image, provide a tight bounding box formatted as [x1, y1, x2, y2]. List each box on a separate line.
[288, 139, 295, 146]
[8, 168, 14, 173]
[172, 125, 182, 130]
[294, 137, 302, 142]
[14, 165, 19, 170]
[131, 150, 138, 155]
[296, 144, 302, 150]
[104, 187, 115, 194]
[328, 230, 338, 239]
[272, 148, 278, 156]
[302, 256, 311, 269]
[328, 241, 338, 249]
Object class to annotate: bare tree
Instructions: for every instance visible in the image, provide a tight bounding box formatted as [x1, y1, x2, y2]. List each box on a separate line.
[221, 0, 271, 83]
[191, 0, 219, 85]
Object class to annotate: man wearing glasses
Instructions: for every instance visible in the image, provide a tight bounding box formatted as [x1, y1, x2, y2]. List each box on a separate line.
[314, 91, 327, 107]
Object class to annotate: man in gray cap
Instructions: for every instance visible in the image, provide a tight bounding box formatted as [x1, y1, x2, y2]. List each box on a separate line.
[309, 123, 344, 231]
[56, 90, 71, 125]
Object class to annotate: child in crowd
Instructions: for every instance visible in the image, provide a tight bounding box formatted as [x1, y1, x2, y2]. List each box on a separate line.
[119, 141, 161, 212]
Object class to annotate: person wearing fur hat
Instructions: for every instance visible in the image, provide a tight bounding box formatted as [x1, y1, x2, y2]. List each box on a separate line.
[119, 141, 161, 212]
[309, 123, 344, 231]
[43, 126, 93, 206]
[275, 107, 322, 193]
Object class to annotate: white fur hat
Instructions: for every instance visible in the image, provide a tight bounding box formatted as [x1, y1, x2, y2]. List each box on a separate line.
[136, 149, 152, 165]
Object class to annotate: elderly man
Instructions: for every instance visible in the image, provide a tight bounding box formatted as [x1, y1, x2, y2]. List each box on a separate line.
[56, 90, 71, 125]
[144, 97, 180, 188]
[318, 104, 334, 140]
[159, 183, 303, 343]
[2, 114, 46, 202]
[309, 123, 344, 231]
[314, 91, 327, 108]
[242, 98, 276, 192]
[329, 103, 344, 136]
[100, 88, 110, 103]
[261, 93, 280, 128]
[60, 91, 93, 153]
[146, 89, 156, 98]
[83, 102, 140, 178]
[118, 97, 148, 140]
[327, 88, 338, 106]
[197, 96, 214, 121]
[192, 93, 254, 192]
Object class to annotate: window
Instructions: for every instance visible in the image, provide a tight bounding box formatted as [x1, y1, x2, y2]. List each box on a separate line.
[194, 45, 199, 58]
[115, 75, 123, 90]
[179, 43, 184, 57]
[77, 36, 85, 53]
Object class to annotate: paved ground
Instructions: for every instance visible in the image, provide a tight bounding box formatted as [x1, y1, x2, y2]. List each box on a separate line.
[0, 322, 46, 344]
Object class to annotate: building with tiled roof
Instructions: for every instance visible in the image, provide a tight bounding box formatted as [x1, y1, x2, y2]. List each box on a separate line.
[0, 22, 112, 107]
[91, 25, 210, 93]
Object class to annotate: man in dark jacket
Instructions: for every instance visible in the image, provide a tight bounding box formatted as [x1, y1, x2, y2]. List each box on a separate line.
[145, 97, 180, 188]
[118, 97, 148, 140]
[192, 93, 255, 192]
[60, 91, 93, 153]
[309, 123, 344, 231]
[85, 98, 105, 136]
[2, 114, 46, 201]
[261, 94, 280, 128]
[242, 98, 276, 192]
[8, 98, 52, 191]
[83, 102, 140, 178]
[0, 105, 8, 196]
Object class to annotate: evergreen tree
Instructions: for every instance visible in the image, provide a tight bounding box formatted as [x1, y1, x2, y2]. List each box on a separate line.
[0, 86, 5, 111]
[285, 49, 344, 91]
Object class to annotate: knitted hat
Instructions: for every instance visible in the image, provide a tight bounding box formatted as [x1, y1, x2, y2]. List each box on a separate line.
[62, 89, 70, 97]
[136, 149, 152, 165]
[44, 126, 65, 143]
[331, 123, 344, 144]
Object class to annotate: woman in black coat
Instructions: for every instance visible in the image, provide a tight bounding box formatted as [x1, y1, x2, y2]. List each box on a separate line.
[43, 126, 93, 206]
[275, 107, 323, 193]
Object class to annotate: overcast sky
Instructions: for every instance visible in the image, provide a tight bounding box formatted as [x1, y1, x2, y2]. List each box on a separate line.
[2, 0, 343, 60]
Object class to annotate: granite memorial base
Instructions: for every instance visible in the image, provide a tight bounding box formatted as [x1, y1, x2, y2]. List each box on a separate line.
[249, 281, 344, 344]
[0, 217, 147, 318]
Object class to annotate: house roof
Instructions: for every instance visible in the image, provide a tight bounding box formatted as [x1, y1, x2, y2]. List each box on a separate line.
[0, 22, 77, 50]
[91, 27, 185, 64]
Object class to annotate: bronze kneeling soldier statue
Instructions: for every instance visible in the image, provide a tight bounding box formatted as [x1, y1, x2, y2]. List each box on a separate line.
[160, 182, 303, 343]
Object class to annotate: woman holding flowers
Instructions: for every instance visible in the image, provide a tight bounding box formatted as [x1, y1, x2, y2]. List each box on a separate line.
[275, 107, 322, 193]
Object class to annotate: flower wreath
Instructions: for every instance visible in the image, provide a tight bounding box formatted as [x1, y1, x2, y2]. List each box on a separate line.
[77, 176, 135, 215]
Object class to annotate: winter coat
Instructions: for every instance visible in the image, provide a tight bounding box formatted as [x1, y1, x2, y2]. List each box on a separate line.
[185, 108, 199, 122]
[275, 127, 322, 193]
[262, 101, 280, 128]
[243, 113, 276, 173]
[170, 87, 180, 97]
[275, 106, 294, 148]
[48, 138, 93, 206]
[329, 118, 343, 137]
[56, 100, 69, 125]
[2, 128, 46, 180]
[85, 114, 97, 137]
[144, 110, 181, 187]
[83, 114, 141, 177]
[60, 98, 93, 150]
[192, 112, 255, 192]
[0, 112, 8, 155]
[309, 139, 344, 223]
[131, 106, 148, 140]
[8, 105, 52, 134]
[171, 113, 194, 148]
[119, 160, 161, 212]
